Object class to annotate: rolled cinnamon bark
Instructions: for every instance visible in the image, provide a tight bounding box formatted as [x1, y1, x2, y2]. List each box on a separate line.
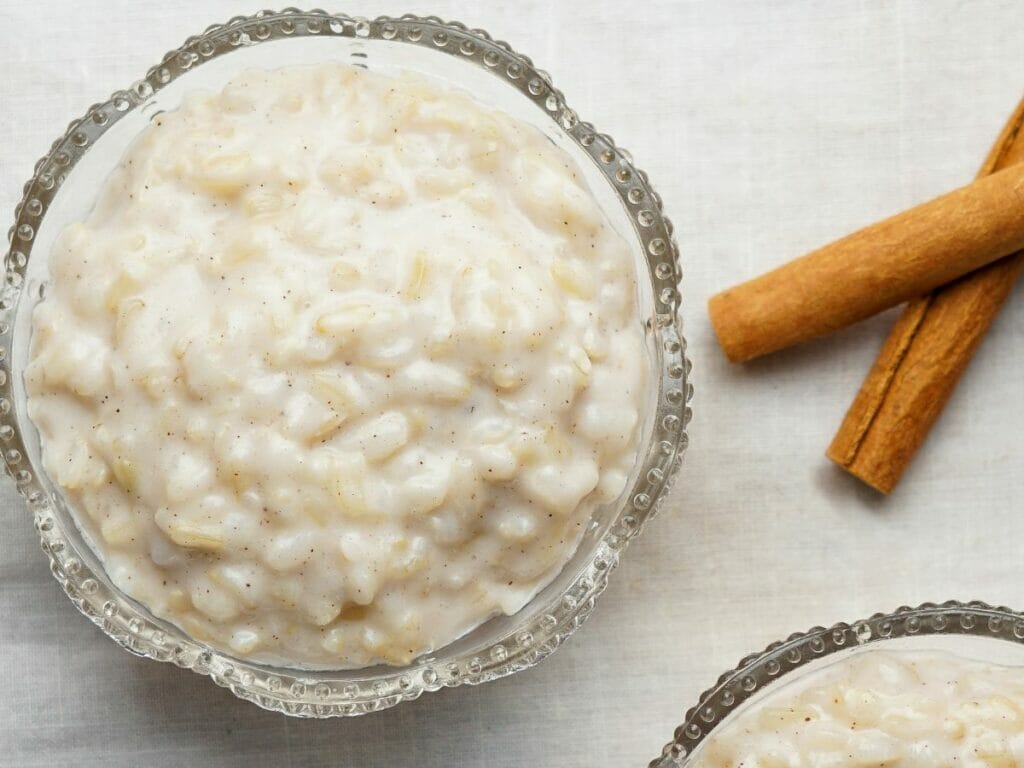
[709, 160, 1024, 363]
[828, 98, 1024, 493]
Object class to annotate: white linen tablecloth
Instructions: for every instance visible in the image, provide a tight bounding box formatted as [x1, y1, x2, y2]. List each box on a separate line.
[2, 1, 1023, 765]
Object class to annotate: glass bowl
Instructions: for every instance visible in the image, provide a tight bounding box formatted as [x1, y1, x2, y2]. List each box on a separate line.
[1, 10, 689, 716]
[651, 600, 1024, 767]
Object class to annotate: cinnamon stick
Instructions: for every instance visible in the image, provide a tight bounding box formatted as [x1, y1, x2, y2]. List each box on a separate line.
[828, 98, 1024, 493]
[708, 160, 1024, 362]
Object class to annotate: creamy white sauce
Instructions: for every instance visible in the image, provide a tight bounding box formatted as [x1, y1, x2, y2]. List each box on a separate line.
[692, 650, 1024, 768]
[25, 63, 647, 668]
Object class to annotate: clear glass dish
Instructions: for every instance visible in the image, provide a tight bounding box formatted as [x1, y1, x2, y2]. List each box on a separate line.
[1, 10, 689, 716]
[651, 600, 1024, 767]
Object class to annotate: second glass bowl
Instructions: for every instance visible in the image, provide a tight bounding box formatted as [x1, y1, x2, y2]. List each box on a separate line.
[652, 600, 1024, 768]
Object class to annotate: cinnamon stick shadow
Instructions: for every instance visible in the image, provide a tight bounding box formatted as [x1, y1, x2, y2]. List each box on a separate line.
[721, 308, 902, 378]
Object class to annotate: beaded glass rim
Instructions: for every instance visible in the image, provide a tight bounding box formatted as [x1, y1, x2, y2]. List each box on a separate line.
[1, 10, 690, 716]
[650, 600, 1024, 767]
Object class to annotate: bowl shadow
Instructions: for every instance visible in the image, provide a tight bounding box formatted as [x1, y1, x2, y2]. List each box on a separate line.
[92, 631, 563, 768]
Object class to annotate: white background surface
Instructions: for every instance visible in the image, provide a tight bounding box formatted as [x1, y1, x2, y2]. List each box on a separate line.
[2, 1, 1024, 766]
